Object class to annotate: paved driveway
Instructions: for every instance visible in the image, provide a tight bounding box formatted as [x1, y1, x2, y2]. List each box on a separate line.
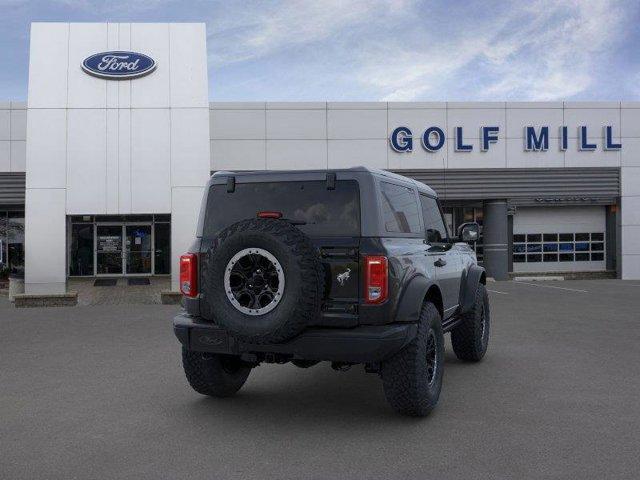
[1, 280, 639, 479]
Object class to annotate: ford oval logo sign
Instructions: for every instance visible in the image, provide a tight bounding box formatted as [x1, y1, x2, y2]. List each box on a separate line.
[82, 51, 156, 80]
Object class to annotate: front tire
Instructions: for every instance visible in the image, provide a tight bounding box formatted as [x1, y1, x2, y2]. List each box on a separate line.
[381, 302, 444, 417]
[182, 348, 252, 397]
[451, 283, 490, 362]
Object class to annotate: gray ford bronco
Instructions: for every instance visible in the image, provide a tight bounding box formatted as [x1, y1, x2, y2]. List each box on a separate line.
[173, 167, 490, 416]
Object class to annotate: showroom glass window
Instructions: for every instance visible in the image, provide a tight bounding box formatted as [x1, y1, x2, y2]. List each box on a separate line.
[380, 182, 421, 234]
[0, 211, 25, 276]
[70, 219, 94, 276]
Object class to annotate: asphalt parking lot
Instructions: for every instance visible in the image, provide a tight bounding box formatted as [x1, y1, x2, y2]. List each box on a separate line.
[1, 280, 640, 479]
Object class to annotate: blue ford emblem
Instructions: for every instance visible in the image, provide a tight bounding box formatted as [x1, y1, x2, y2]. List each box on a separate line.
[82, 51, 156, 80]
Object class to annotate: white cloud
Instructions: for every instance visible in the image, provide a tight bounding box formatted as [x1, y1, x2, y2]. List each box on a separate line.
[208, 0, 414, 66]
[207, 0, 630, 101]
[357, 0, 627, 101]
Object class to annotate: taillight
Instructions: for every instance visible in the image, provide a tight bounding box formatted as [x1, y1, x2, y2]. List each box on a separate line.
[364, 255, 388, 304]
[180, 253, 197, 297]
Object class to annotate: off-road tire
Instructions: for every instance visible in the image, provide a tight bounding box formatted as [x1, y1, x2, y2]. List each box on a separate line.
[201, 218, 324, 344]
[291, 359, 319, 369]
[182, 348, 251, 397]
[451, 283, 490, 362]
[380, 302, 444, 417]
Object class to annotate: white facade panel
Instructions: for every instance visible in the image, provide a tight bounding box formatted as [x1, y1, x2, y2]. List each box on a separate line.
[67, 23, 108, 109]
[169, 23, 209, 108]
[25, 109, 67, 189]
[328, 139, 387, 169]
[621, 108, 640, 138]
[210, 109, 265, 140]
[0, 109, 10, 140]
[105, 108, 119, 213]
[0, 141, 9, 171]
[266, 109, 326, 139]
[621, 254, 640, 279]
[564, 144, 620, 168]
[130, 23, 171, 109]
[621, 196, 640, 226]
[266, 102, 325, 110]
[211, 140, 265, 170]
[446, 138, 505, 169]
[171, 108, 211, 187]
[130, 108, 171, 213]
[327, 109, 387, 139]
[506, 138, 564, 168]
[621, 166, 640, 196]
[66, 109, 107, 214]
[27, 23, 68, 108]
[170, 186, 204, 290]
[117, 109, 132, 213]
[117, 23, 132, 109]
[506, 108, 563, 138]
[389, 147, 447, 170]
[106, 23, 119, 108]
[10, 109, 27, 141]
[25, 188, 66, 293]
[266, 140, 327, 169]
[621, 138, 640, 167]
[564, 106, 620, 138]
[621, 226, 640, 256]
[387, 108, 447, 141]
[11, 141, 26, 172]
[447, 107, 506, 138]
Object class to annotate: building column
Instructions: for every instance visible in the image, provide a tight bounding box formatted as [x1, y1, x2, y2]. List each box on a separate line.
[621, 166, 640, 279]
[482, 200, 509, 281]
[24, 188, 67, 294]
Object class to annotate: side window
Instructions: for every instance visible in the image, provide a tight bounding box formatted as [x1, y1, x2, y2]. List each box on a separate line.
[380, 182, 421, 233]
[419, 195, 448, 243]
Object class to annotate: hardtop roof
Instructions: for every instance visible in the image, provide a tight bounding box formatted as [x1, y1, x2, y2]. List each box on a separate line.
[211, 166, 437, 197]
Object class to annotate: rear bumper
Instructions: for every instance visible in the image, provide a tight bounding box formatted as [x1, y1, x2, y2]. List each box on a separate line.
[173, 313, 417, 364]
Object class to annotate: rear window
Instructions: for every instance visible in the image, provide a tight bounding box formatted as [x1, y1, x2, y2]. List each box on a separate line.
[203, 180, 360, 238]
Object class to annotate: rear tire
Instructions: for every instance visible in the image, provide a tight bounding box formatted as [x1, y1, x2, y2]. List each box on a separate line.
[291, 359, 319, 369]
[451, 283, 490, 362]
[182, 348, 252, 397]
[380, 302, 444, 417]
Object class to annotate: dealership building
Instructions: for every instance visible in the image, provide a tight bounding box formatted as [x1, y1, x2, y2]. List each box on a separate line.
[1, 22, 640, 296]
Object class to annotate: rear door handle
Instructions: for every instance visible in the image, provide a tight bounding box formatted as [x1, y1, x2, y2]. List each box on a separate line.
[434, 258, 447, 267]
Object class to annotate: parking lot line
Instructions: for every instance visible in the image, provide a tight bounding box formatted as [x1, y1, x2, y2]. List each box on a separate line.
[513, 281, 588, 293]
[487, 289, 509, 295]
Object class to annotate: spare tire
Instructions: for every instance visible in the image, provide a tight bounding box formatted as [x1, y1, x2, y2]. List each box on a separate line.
[201, 218, 324, 344]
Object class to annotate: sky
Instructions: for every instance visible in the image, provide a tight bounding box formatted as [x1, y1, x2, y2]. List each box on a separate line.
[0, 0, 639, 102]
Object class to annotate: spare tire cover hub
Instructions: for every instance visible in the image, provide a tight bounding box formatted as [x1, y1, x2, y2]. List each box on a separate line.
[223, 247, 285, 316]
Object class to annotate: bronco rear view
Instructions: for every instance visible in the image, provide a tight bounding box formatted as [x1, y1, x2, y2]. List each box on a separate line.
[173, 167, 490, 416]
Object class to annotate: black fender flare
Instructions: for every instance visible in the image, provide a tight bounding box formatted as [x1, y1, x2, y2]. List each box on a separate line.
[458, 264, 486, 315]
[394, 274, 436, 323]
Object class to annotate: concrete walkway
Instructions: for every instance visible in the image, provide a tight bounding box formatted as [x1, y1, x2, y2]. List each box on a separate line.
[68, 277, 171, 306]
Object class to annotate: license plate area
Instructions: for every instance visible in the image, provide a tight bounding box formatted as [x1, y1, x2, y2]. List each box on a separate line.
[190, 328, 230, 353]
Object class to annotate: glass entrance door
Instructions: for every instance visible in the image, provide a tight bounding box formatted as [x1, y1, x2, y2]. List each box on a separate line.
[96, 225, 123, 275]
[125, 225, 152, 275]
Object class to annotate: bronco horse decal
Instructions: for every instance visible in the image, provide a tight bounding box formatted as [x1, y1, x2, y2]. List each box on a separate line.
[336, 268, 351, 286]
